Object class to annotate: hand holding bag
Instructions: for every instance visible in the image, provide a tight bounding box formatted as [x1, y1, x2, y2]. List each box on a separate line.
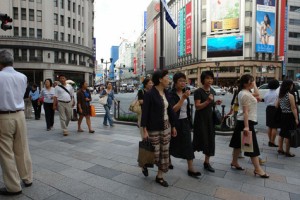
[99, 95, 108, 105]
[129, 99, 141, 114]
[137, 139, 155, 167]
[241, 131, 254, 152]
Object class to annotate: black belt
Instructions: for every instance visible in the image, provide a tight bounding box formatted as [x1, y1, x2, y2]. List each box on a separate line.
[0, 110, 23, 114]
[58, 100, 71, 103]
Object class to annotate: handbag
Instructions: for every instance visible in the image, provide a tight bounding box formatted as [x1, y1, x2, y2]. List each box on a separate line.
[137, 139, 155, 167]
[213, 106, 222, 125]
[90, 105, 96, 117]
[99, 95, 108, 105]
[129, 99, 141, 114]
[71, 108, 78, 121]
[241, 131, 254, 152]
[290, 129, 300, 148]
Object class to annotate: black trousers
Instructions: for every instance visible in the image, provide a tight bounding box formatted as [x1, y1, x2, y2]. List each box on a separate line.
[43, 102, 54, 129]
[31, 100, 41, 119]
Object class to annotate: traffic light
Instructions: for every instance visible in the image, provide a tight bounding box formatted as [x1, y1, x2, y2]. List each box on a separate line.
[0, 13, 13, 31]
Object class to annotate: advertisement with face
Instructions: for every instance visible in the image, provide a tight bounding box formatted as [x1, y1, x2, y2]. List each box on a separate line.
[256, 1, 276, 53]
[207, 34, 244, 60]
[209, 0, 240, 32]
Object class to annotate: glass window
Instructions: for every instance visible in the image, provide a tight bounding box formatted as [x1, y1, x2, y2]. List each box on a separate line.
[21, 8, 26, 20]
[82, 22, 84, 32]
[82, 38, 84, 45]
[78, 37, 80, 44]
[68, 17, 71, 28]
[29, 28, 34, 37]
[78, 5, 81, 15]
[289, 32, 300, 38]
[73, 2, 75, 13]
[68, 34, 71, 42]
[60, 0, 64, 9]
[22, 27, 27, 37]
[68, 0, 71, 10]
[290, 6, 300, 13]
[37, 29, 42, 38]
[37, 50, 42, 61]
[37, 0, 42, 3]
[289, 45, 300, 51]
[21, 49, 27, 60]
[73, 19, 75, 29]
[288, 58, 300, 64]
[78, 21, 80, 31]
[60, 32, 64, 41]
[37, 10, 42, 22]
[54, 31, 58, 40]
[14, 49, 19, 58]
[82, 7, 84, 16]
[13, 7, 18, 20]
[60, 15, 64, 26]
[54, 0, 58, 7]
[290, 19, 300, 26]
[14, 27, 19, 36]
[29, 0, 34, 2]
[54, 14, 58, 25]
[54, 51, 59, 62]
[29, 49, 35, 59]
[29, 9, 34, 21]
[73, 35, 75, 43]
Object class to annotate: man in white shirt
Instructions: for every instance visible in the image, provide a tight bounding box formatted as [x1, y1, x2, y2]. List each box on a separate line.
[0, 50, 33, 196]
[53, 74, 75, 136]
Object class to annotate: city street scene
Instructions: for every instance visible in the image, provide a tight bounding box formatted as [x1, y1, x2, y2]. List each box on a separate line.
[0, 0, 300, 200]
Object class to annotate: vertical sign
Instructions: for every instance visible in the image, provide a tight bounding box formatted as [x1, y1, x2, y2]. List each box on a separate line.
[144, 11, 147, 31]
[133, 57, 137, 74]
[154, 19, 157, 71]
[178, 9, 181, 57]
[255, 0, 276, 53]
[185, 2, 192, 55]
[182, 6, 186, 56]
[283, 1, 288, 76]
[92, 38, 96, 63]
[180, 8, 184, 56]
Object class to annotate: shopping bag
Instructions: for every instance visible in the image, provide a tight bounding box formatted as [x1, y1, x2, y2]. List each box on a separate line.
[99, 95, 108, 105]
[137, 139, 155, 167]
[213, 107, 222, 125]
[129, 99, 141, 114]
[290, 129, 300, 148]
[90, 105, 96, 117]
[241, 131, 253, 152]
[71, 108, 78, 121]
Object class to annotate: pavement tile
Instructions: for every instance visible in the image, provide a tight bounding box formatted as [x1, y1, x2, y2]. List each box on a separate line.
[60, 139, 82, 144]
[36, 160, 69, 172]
[64, 158, 96, 170]
[58, 168, 94, 181]
[185, 192, 218, 200]
[174, 178, 216, 196]
[215, 187, 264, 200]
[203, 175, 243, 191]
[111, 163, 144, 176]
[22, 180, 58, 200]
[224, 171, 265, 187]
[290, 193, 300, 200]
[67, 151, 97, 161]
[110, 139, 135, 146]
[81, 176, 124, 193]
[84, 164, 122, 178]
[265, 179, 300, 194]
[45, 192, 79, 200]
[264, 161, 285, 169]
[286, 177, 300, 186]
[111, 154, 139, 165]
[78, 188, 124, 200]
[89, 156, 120, 168]
[33, 169, 66, 185]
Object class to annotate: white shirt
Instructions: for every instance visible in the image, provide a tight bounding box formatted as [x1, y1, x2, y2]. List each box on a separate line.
[40, 87, 55, 103]
[237, 90, 257, 122]
[0, 67, 27, 111]
[54, 84, 74, 102]
[264, 90, 278, 106]
[179, 95, 188, 119]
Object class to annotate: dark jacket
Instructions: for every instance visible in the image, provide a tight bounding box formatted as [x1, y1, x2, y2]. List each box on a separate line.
[141, 87, 176, 131]
[169, 88, 192, 122]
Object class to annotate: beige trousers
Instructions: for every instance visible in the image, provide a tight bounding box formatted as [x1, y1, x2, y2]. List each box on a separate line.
[24, 98, 32, 119]
[58, 102, 72, 132]
[0, 111, 32, 192]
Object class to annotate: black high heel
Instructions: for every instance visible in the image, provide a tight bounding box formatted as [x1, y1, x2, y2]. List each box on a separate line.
[155, 176, 168, 187]
[187, 170, 201, 177]
[142, 167, 148, 177]
[254, 170, 269, 178]
[230, 164, 245, 170]
[277, 150, 285, 155]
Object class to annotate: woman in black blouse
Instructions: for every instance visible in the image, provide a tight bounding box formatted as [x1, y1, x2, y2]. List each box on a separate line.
[141, 70, 177, 187]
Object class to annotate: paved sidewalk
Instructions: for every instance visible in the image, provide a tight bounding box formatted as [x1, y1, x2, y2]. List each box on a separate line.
[0, 116, 299, 200]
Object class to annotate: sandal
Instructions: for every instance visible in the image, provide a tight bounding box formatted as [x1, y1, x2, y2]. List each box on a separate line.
[155, 176, 168, 187]
[77, 129, 84, 132]
[285, 153, 295, 157]
[277, 150, 285, 155]
[89, 130, 95, 133]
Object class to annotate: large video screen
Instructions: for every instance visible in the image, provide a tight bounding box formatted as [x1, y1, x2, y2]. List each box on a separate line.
[209, 0, 240, 32]
[207, 34, 244, 59]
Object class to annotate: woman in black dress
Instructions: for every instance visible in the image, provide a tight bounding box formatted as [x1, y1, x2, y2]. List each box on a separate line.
[169, 72, 201, 177]
[193, 71, 222, 173]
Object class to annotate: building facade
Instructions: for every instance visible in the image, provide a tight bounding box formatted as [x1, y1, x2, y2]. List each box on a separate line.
[0, 0, 95, 86]
[145, 0, 284, 87]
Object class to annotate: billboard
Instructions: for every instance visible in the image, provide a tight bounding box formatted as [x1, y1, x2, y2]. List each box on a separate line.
[177, 2, 192, 57]
[207, 34, 244, 60]
[256, 0, 276, 53]
[209, 0, 240, 33]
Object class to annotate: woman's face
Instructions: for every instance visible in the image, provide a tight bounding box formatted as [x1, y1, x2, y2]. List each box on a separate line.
[45, 80, 50, 87]
[175, 78, 186, 90]
[145, 80, 153, 90]
[82, 82, 88, 89]
[160, 75, 170, 88]
[203, 76, 214, 86]
[107, 83, 112, 89]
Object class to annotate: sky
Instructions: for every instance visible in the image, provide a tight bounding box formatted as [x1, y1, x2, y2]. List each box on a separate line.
[94, 0, 152, 61]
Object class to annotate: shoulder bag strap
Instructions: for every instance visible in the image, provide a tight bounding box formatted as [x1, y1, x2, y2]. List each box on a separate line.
[58, 85, 71, 98]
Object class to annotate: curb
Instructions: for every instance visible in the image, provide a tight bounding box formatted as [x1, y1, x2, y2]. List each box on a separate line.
[113, 119, 137, 126]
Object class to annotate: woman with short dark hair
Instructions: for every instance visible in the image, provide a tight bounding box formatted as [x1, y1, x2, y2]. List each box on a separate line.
[141, 70, 177, 187]
[40, 79, 55, 130]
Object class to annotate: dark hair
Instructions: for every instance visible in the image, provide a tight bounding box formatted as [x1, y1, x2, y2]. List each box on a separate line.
[106, 81, 112, 87]
[32, 83, 38, 89]
[279, 79, 293, 98]
[58, 74, 66, 79]
[264, 14, 271, 26]
[142, 78, 151, 87]
[268, 79, 279, 90]
[79, 81, 86, 88]
[173, 72, 186, 84]
[238, 74, 254, 92]
[44, 79, 53, 87]
[200, 71, 214, 84]
[152, 69, 168, 86]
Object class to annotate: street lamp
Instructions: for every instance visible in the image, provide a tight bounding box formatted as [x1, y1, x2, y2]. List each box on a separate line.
[101, 58, 113, 84]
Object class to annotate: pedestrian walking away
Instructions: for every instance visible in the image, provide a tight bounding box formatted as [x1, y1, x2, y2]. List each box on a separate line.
[0, 50, 33, 196]
[40, 79, 55, 131]
[29, 83, 41, 120]
[53, 74, 75, 136]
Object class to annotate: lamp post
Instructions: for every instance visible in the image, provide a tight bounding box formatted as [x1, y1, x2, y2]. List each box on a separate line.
[101, 58, 113, 84]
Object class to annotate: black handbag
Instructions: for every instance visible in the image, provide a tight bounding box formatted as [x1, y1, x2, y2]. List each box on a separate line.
[290, 129, 300, 148]
[137, 139, 155, 167]
[213, 106, 222, 125]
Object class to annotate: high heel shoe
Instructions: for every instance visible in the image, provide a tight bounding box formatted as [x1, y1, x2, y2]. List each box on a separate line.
[285, 152, 295, 157]
[277, 150, 285, 155]
[230, 163, 245, 170]
[254, 170, 269, 178]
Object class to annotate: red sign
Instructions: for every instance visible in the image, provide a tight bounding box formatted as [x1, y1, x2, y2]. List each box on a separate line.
[279, 0, 286, 57]
[133, 57, 137, 74]
[185, 2, 192, 55]
[154, 19, 157, 71]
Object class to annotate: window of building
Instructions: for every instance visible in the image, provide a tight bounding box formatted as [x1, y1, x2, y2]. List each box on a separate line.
[78, 37, 80, 44]
[21, 8, 26, 20]
[54, 0, 58, 7]
[68, 17, 71, 28]
[14, 49, 19, 59]
[37, 0, 42, 3]
[290, 6, 300, 13]
[68, 34, 71, 42]
[82, 7, 84, 16]
[290, 18, 300, 26]
[288, 58, 300, 64]
[22, 27, 27, 37]
[61, 52, 65, 62]
[289, 32, 300, 38]
[73, 19, 75, 29]
[73, 2, 75, 13]
[37, 29, 42, 38]
[289, 45, 300, 51]
[21, 49, 27, 60]
[14, 27, 19, 36]
[29, 9, 34, 21]
[54, 31, 58, 40]
[68, 0, 71, 10]
[29, 49, 35, 60]
[60, 0, 64, 9]
[29, 28, 34, 37]
[73, 35, 75, 43]
[78, 5, 81, 15]
[29, 0, 34, 2]
[60, 32, 64, 41]
[82, 38, 84, 45]
[54, 14, 58, 25]
[54, 51, 59, 62]
[13, 7, 18, 20]
[78, 21, 80, 31]
[60, 15, 64, 26]
[69, 53, 73, 63]
[37, 10, 42, 22]
[82, 22, 84, 32]
[37, 49, 42, 61]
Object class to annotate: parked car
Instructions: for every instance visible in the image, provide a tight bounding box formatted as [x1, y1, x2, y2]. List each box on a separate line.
[127, 85, 135, 93]
[211, 85, 226, 95]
